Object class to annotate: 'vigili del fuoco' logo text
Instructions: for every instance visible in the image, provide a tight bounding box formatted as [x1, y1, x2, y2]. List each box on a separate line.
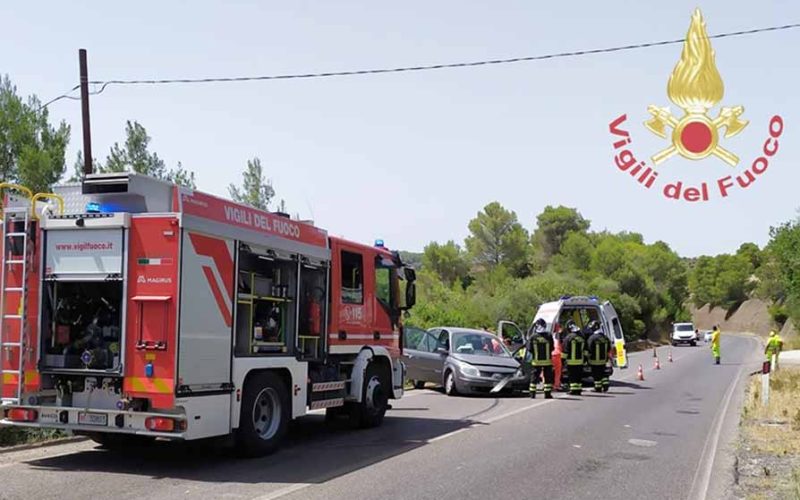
[609, 9, 784, 202]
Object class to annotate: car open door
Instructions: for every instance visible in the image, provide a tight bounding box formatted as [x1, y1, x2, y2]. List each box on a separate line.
[497, 320, 525, 350]
[602, 301, 628, 369]
[497, 320, 530, 377]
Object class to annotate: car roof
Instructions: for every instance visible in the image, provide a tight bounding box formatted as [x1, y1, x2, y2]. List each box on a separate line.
[674, 322, 694, 326]
[434, 327, 495, 336]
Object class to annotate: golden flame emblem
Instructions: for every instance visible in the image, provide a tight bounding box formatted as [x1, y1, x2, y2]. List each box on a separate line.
[645, 9, 748, 166]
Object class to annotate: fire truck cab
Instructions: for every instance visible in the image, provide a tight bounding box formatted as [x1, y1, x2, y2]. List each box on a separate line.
[0, 174, 416, 456]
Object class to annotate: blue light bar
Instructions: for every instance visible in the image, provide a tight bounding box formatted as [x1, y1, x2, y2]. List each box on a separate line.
[375, 239, 385, 248]
[86, 201, 101, 213]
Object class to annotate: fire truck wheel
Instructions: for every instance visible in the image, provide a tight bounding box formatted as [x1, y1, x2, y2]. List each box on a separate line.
[236, 371, 290, 457]
[350, 364, 388, 429]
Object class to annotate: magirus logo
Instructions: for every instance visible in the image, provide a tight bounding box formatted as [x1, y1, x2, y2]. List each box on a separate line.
[609, 9, 784, 202]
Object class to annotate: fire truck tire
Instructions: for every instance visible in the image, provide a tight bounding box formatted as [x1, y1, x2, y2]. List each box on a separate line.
[236, 371, 290, 457]
[349, 363, 388, 429]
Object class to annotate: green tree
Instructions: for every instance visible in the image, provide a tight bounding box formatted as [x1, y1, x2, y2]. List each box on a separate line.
[228, 157, 275, 210]
[422, 241, 469, 287]
[553, 231, 593, 273]
[688, 253, 753, 309]
[766, 220, 800, 317]
[531, 205, 590, 264]
[465, 202, 529, 277]
[96, 121, 195, 188]
[736, 242, 762, 270]
[0, 76, 70, 193]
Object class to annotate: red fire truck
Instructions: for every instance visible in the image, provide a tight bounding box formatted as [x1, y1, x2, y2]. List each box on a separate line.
[0, 173, 416, 456]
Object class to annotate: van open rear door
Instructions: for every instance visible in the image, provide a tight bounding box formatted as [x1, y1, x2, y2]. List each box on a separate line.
[602, 301, 628, 369]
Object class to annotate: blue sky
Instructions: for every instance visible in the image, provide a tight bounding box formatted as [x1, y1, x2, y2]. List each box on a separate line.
[2, 1, 798, 257]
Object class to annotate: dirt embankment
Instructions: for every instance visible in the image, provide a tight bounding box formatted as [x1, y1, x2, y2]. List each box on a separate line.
[781, 318, 798, 339]
[691, 299, 785, 336]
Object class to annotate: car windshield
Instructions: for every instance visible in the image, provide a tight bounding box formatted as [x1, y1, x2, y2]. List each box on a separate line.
[452, 332, 510, 357]
[676, 324, 695, 332]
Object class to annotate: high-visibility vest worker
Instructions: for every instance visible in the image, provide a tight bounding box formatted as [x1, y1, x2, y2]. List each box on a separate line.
[765, 331, 783, 369]
[561, 321, 586, 396]
[527, 319, 555, 399]
[586, 323, 611, 393]
[710, 325, 721, 365]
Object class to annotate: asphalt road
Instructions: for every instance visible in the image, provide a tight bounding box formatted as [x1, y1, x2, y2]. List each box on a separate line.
[0, 335, 760, 500]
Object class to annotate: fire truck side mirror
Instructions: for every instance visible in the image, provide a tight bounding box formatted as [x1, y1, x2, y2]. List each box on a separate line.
[404, 268, 416, 282]
[405, 281, 416, 309]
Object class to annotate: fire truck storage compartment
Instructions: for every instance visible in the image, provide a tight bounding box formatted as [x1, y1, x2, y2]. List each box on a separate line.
[298, 257, 328, 359]
[40, 221, 126, 372]
[178, 231, 233, 389]
[41, 280, 123, 370]
[235, 243, 299, 356]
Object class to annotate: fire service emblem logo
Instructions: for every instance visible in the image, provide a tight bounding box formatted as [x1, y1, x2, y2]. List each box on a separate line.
[609, 9, 784, 202]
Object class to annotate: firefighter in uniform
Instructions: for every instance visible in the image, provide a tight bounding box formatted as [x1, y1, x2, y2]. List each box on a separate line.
[562, 321, 585, 396]
[527, 319, 554, 399]
[586, 321, 610, 393]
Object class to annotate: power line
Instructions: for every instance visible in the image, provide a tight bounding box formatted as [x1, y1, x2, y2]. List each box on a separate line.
[39, 84, 81, 109]
[43, 21, 800, 105]
[86, 22, 800, 91]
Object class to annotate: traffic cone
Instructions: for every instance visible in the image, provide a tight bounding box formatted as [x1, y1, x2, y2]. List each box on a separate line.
[668, 349, 673, 363]
[637, 364, 644, 381]
[654, 357, 661, 370]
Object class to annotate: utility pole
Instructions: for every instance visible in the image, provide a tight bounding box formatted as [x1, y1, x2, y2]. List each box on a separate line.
[79, 48, 93, 176]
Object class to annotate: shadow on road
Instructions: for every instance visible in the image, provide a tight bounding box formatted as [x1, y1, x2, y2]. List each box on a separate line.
[610, 380, 652, 390]
[23, 414, 477, 485]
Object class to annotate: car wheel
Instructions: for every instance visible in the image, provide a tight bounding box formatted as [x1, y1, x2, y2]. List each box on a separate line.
[235, 371, 290, 457]
[412, 380, 426, 390]
[671, 341, 677, 347]
[444, 370, 458, 396]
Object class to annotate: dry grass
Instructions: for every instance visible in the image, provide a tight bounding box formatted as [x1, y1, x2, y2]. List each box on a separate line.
[738, 367, 800, 499]
[742, 367, 800, 455]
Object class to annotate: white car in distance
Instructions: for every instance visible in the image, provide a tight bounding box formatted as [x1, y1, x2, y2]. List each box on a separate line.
[672, 322, 698, 347]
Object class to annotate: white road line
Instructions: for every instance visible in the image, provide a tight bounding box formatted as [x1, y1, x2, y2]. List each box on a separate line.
[482, 399, 554, 424]
[687, 339, 750, 500]
[427, 427, 470, 443]
[252, 483, 312, 500]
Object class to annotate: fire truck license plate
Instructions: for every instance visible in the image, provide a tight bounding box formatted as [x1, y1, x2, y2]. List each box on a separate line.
[78, 412, 107, 426]
[39, 410, 59, 424]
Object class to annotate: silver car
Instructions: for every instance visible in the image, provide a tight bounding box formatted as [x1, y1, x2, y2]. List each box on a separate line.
[403, 327, 527, 396]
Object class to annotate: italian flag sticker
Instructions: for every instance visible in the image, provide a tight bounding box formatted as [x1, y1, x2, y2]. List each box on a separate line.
[137, 258, 174, 266]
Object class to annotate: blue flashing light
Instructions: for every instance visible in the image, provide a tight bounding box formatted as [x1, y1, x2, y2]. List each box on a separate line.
[375, 239, 385, 248]
[560, 295, 572, 300]
[589, 295, 599, 301]
[145, 362, 154, 378]
[86, 201, 102, 213]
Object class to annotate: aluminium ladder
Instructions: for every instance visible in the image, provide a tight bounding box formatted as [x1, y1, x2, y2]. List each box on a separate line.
[0, 208, 33, 405]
